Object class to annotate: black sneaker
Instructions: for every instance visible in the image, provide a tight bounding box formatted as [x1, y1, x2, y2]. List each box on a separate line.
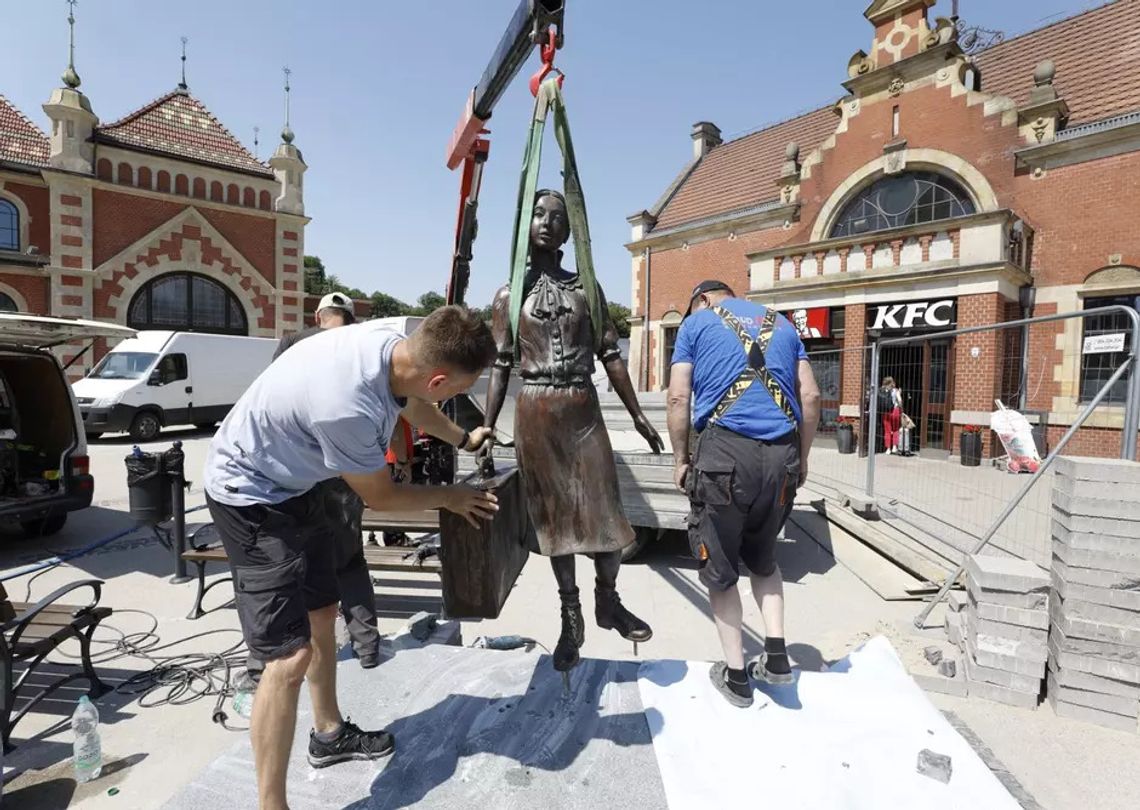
[307, 720, 395, 768]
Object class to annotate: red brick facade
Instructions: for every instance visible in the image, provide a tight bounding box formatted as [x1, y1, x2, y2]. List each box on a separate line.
[629, 1, 1140, 459]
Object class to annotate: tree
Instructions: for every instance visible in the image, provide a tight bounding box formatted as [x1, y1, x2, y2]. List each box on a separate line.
[477, 303, 494, 322]
[414, 291, 447, 315]
[607, 302, 632, 339]
[370, 291, 411, 318]
[303, 255, 328, 295]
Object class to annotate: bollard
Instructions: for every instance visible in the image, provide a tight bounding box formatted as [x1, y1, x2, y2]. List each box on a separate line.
[169, 441, 191, 584]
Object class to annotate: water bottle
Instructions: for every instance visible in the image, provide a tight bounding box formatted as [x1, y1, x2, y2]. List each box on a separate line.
[71, 695, 102, 782]
[232, 671, 256, 719]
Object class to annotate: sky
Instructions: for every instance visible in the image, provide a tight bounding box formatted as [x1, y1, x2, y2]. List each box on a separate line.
[2, 0, 1103, 307]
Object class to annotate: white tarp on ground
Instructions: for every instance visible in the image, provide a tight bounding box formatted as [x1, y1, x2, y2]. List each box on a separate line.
[637, 636, 1020, 810]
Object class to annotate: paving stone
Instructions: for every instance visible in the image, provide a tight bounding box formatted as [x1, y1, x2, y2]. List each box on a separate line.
[946, 590, 967, 613]
[916, 749, 953, 784]
[969, 595, 1049, 630]
[1051, 600, 1140, 647]
[1052, 568, 1140, 612]
[1053, 456, 1140, 486]
[938, 658, 957, 679]
[1051, 519, 1140, 556]
[1047, 655, 1140, 700]
[1048, 693, 1140, 733]
[969, 587, 1049, 611]
[1062, 596, 1140, 629]
[966, 613, 1048, 664]
[1053, 538, 1140, 576]
[1049, 623, 1140, 664]
[912, 669, 968, 698]
[1051, 508, 1140, 539]
[964, 646, 1045, 693]
[1054, 474, 1140, 500]
[967, 677, 1040, 709]
[1052, 555, 1140, 592]
[1046, 671, 1140, 718]
[972, 615, 1048, 646]
[966, 555, 1049, 596]
[964, 631, 1047, 678]
[1049, 628, 1140, 683]
[1053, 490, 1140, 521]
[945, 611, 964, 649]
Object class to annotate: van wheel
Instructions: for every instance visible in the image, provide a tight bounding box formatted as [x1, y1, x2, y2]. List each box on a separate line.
[129, 411, 162, 442]
[21, 513, 67, 538]
[622, 526, 663, 562]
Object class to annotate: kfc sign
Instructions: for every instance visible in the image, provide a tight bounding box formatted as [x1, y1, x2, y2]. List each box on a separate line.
[870, 299, 956, 332]
[784, 307, 830, 339]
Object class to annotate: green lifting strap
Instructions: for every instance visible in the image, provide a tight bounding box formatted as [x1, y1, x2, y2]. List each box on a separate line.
[508, 80, 605, 353]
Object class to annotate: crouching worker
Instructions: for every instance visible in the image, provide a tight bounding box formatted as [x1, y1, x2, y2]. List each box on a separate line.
[203, 306, 499, 810]
[666, 281, 820, 708]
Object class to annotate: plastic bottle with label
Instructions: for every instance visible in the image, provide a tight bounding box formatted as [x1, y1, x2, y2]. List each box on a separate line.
[72, 695, 103, 782]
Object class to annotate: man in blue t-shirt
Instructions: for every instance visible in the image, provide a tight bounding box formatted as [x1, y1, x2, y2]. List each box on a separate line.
[667, 280, 821, 707]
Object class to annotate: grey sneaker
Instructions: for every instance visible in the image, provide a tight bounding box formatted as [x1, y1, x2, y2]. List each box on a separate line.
[748, 652, 796, 686]
[708, 662, 753, 708]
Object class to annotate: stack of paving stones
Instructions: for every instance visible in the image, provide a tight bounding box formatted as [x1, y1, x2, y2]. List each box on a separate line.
[945, 555, 1049, 708]
[1048, 457, 1140, 733]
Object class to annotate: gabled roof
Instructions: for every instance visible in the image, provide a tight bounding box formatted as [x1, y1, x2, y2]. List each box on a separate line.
[95, 90, 271, 178]
[0, 94, 50, 169]
[654, 107, 837, 230]
[651, 0, 1140, 232]
[973, 0, 1140, 127]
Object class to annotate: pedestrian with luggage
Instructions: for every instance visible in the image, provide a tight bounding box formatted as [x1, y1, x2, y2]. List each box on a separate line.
[666, 280, 821, 707]
[879, 377, 903, 454]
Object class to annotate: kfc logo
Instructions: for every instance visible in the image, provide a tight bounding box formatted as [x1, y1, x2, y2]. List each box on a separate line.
[870, 299, 956, 331]
[783, 307, 830, 339]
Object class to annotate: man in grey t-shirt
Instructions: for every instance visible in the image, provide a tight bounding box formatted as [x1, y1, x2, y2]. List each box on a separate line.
[204, 306, 498, 809]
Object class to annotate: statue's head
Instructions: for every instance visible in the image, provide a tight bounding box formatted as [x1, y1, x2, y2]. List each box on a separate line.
[529, 189, 570, 254]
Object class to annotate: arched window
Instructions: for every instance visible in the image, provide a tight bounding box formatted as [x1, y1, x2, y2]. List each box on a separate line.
[127, 272, 247, 335]
[0, 199, 18, 251]
[0, 292, 17, 312]
[829, 171, 976, 239]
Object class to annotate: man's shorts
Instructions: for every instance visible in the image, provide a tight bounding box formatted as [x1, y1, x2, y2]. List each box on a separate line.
[686, 424, 801, 591]
[206, 490, 339, 661]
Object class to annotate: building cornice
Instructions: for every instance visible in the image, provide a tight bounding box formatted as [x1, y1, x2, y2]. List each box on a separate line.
[625, 199, 798, 254]
[747, 209, 1014, 263]
[1015, 110, 1140, 171]
[751, 260, 1031, 302]
[842, 42, 963, 97]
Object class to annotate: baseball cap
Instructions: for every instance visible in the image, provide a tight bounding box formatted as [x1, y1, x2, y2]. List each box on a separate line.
[317, 291, 353, 314]
[684, 279, 734, 317]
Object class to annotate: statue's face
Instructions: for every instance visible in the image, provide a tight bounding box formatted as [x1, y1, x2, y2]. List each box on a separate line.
[530, 194, 570, 252]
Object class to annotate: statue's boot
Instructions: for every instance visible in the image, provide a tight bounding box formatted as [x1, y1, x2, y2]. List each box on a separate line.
[595, 579, 653, 643]
[553, 588, 585, 672]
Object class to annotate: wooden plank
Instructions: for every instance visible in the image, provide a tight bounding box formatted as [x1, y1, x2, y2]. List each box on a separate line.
[811, 499, 949, 585]
[361, 509, 440, 532]
[363, 546, 442, 574]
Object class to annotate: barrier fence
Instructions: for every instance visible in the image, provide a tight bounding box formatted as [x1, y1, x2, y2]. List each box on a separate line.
[805, 306, 1140, 572]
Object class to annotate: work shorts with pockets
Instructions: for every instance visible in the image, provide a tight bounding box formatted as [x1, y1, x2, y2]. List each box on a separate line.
[206, 490, 339, 662]
[686, 424, 801, 591]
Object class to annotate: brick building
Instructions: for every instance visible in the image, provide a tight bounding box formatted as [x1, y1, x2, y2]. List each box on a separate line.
[0, 48, 311, 380]
[627, 0, 1140, 458]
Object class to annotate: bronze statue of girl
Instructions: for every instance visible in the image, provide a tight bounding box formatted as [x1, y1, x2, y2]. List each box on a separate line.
[482, 189, 663, 671]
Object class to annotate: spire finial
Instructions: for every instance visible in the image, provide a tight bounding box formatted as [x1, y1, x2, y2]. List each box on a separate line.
[254, 126, 260, 159]
[178, 36, 189, 92]
[62, 0, 81, 89]
[281, 66, 295, 144]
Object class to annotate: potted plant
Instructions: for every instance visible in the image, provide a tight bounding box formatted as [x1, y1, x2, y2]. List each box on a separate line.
[836, 416, 856, 455]
[960, 425, 983, 467]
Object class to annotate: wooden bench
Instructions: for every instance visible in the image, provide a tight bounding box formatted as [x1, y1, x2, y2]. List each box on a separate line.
[181, 525, 442, 620]
[0, 580, 112, 752]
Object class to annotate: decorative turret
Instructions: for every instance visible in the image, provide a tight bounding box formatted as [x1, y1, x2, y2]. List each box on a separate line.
[43, 0, 98, 173]
[268, 67, 306, 215]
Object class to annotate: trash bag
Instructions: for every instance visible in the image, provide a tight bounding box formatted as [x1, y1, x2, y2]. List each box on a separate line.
[990, 401, 1041, 474]
[124, 445, 184, 524]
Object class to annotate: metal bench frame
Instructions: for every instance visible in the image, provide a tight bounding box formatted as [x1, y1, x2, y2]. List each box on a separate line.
[0, 579, 111, 752]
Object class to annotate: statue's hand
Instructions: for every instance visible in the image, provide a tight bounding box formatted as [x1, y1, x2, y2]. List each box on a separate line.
[634, 415, 665, 454]
[475, 434, 496, 477]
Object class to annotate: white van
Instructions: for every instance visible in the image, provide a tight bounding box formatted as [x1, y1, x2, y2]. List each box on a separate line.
[370, 316, 424, 335]
[0, 313, 135, 536]
[73, 331, 277, 442]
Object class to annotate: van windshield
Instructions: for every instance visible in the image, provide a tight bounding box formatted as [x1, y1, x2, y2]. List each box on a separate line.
[89, 352, 158, 380]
